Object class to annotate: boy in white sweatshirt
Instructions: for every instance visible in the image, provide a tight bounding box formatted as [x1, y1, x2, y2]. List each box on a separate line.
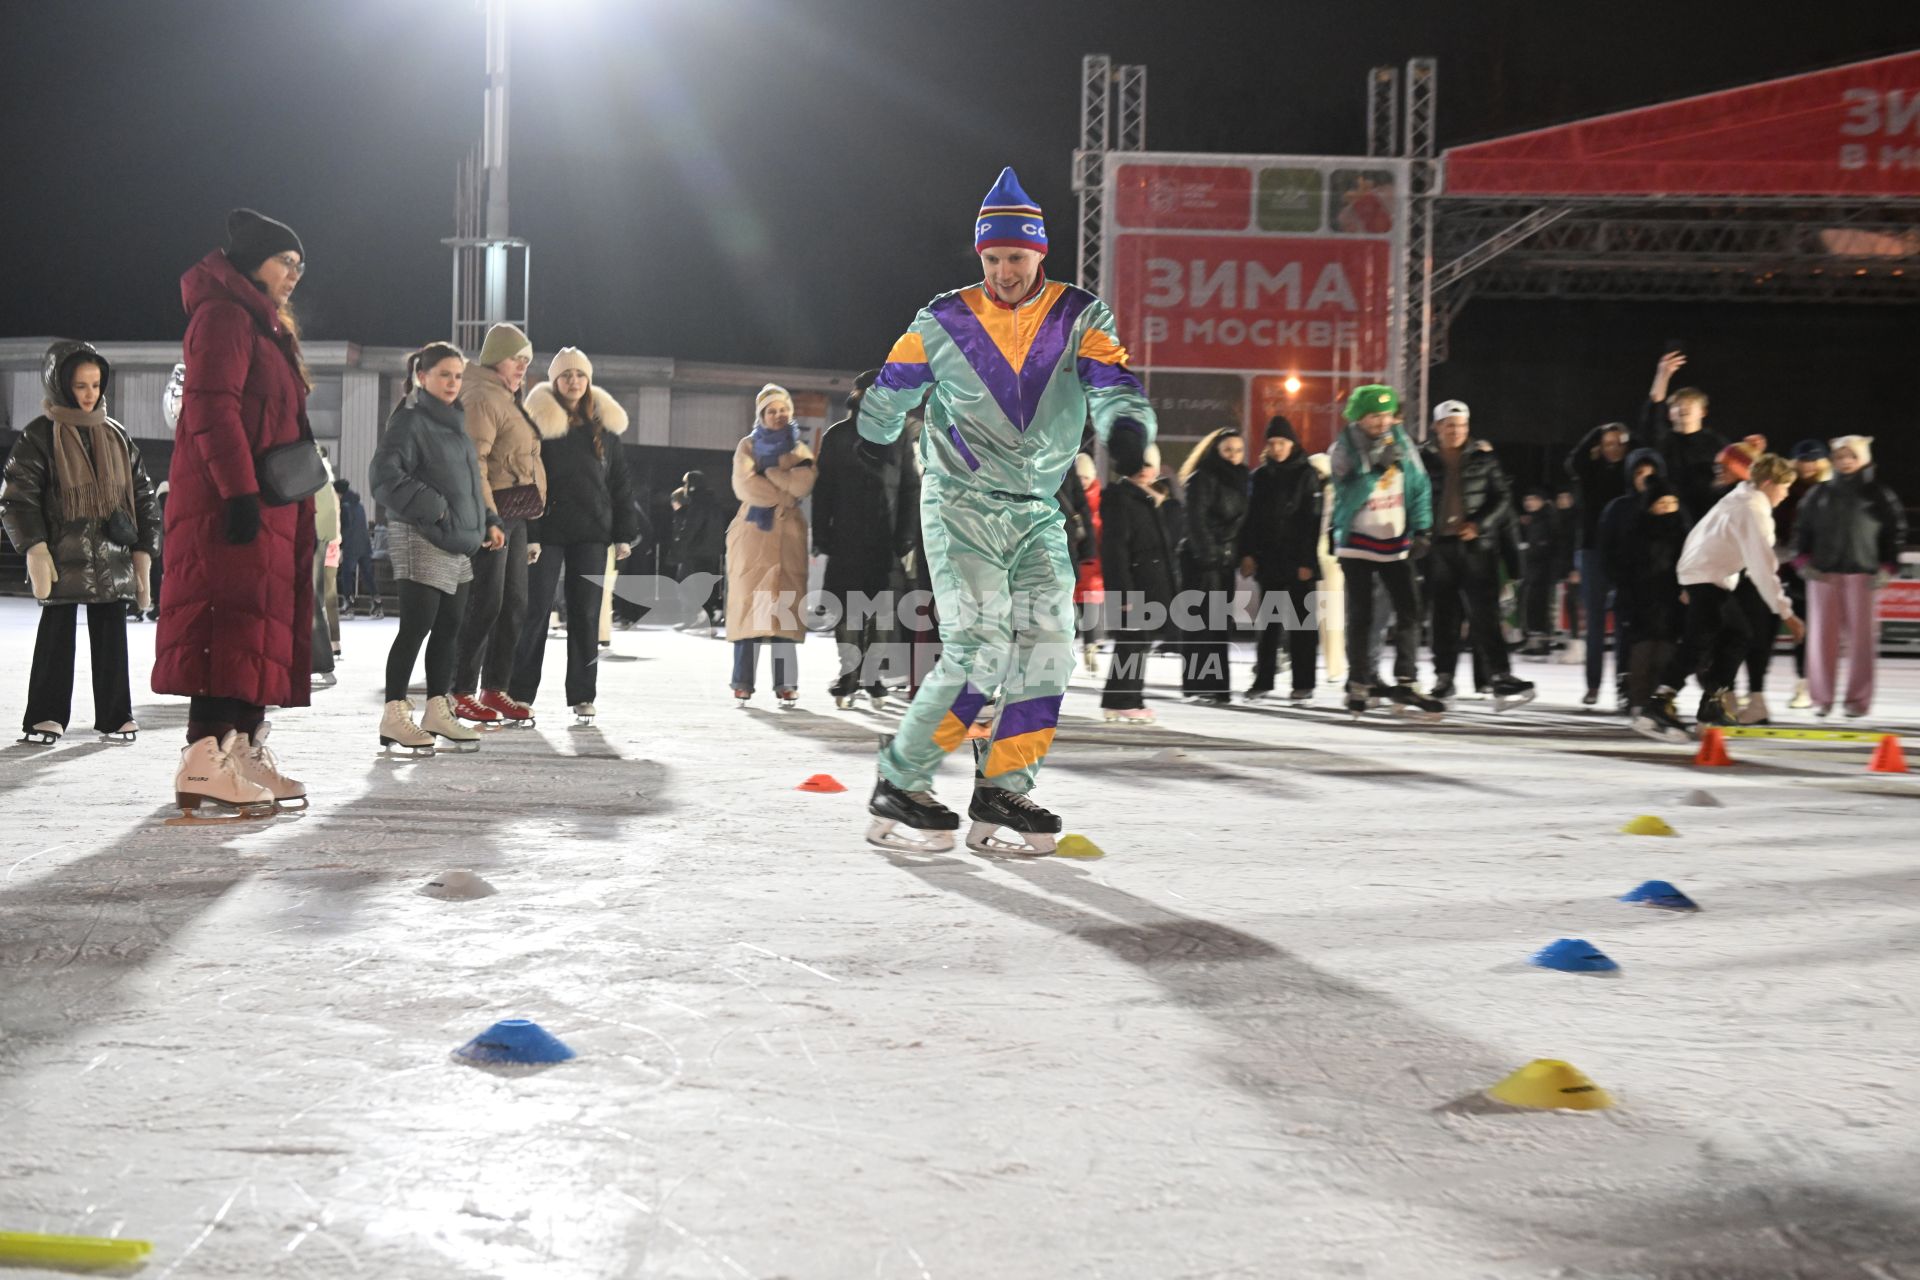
[1634, 453, 1807, 740]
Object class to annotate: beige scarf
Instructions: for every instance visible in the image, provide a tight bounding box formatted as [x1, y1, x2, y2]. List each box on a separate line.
[43, 399, 134, 523]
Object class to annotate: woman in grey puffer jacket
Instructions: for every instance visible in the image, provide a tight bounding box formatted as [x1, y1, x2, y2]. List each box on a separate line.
[369, 342, 502, 754]
[0, 340, 161, 744]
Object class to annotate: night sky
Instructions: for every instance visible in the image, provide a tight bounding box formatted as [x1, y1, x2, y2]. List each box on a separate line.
[4, 0, 1917, 474]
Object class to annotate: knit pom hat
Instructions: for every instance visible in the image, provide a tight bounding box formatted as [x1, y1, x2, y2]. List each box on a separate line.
[755, 383, 794, 417]
[548, 347, 593, 381]
[225, 208, 303, 276]
[1343, 384, 1400, 422]
[1828, 434, 1873, 466]
[975, 167, 1047, 255]
[478, 323, 532, 368]
[1264, 415, 1299, 445]
[1715, 440, 1756, 482]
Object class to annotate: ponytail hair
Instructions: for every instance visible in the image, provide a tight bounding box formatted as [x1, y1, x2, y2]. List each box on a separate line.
[398, 341, 464, 411]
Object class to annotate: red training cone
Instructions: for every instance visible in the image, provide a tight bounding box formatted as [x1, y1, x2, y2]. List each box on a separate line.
[1692, 726, 1734, 767]
[1868, 735, 1909, 775]
[796, 774, 847, 793]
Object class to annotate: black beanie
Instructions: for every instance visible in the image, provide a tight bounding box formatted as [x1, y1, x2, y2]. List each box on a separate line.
[1265, 415, 1299, 445]
[225, 208, 304, 276]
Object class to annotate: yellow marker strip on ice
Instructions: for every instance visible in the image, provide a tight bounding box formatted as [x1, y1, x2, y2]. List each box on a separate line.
[1719, 727, 1881, 742]
[0, 1231, 153, 1269]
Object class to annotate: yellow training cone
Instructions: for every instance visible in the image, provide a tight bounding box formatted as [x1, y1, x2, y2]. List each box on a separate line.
[1053, 834, 1106, 860]
[1486, 1059, 1614, 1111]
[1620, 814, 1676, 837]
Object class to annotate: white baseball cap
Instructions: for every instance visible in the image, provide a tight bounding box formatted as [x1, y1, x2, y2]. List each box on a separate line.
[1432, 400, 1470, 422]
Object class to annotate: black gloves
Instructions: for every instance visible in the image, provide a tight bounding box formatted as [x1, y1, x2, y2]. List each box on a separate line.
[1109, 417, 1148, 477]
[1410, 531, 1432, 561]
[226, 493, 262, 545]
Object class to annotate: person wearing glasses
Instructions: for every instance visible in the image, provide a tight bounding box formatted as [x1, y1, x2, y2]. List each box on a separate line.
[151, 209, 316, 818]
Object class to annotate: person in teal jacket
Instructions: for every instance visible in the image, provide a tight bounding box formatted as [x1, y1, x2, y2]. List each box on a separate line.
[856, 167, 1155, 854]
[1327, 384, 1435, 708]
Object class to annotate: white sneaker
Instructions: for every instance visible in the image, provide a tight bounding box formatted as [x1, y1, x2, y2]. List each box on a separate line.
[1787, 679, 1811, 710]
[380, 699, 436, 755]
[1736, 692, 1771, 725]
[420, 696, 481, 753]
[175, 733, 276, 817]
[1102, 707, 1157, 725]
[235, 722, 308, 809]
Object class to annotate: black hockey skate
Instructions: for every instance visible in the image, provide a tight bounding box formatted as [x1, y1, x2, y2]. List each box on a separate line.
[1695, 688, 1736, 729]
[1243, 682, 1274, 704]
[866, 775, 960, 853]
[1344, 682, 1382, 719]
[830, 674, 860, 710]
[1488, 673, 1536, 712]
[1631, 690, 1692, 744]
[1430, 675, 1457, 703]
[965, 787, 1062, 857]
[1381, 682, 1445, 722]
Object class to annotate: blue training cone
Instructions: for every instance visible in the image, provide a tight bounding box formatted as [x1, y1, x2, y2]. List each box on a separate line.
[453, 1019, 576, 1065]
[1621, 879, 1699, 911]
[1530, 937, 1618, 973]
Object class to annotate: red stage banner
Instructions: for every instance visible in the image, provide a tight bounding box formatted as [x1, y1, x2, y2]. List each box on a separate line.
[1444, 50, 1920, 197]
[1112, 163, 1253, 231]
[1109, 233, 1394, 372]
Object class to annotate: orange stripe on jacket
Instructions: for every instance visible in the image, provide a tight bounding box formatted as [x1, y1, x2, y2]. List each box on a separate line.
[984, 728, 1056, 779]
[1076, 328, 1130, 366]
[960, 281, 1070, 373]
[886, 331, 928, 365]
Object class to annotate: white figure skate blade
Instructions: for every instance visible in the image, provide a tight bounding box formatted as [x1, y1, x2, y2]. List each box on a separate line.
[866, 819, 955, 854]
[1493, 690, 1537, 712]
[435, 738, 482, 753]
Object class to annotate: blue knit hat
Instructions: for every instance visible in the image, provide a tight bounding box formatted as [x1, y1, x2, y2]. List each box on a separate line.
[975, 167, 1047, 255]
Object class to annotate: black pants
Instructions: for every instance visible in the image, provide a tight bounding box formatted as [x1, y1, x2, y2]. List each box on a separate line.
[1783, 563, 1808, 679]
[25, 602, 132, 733]
[827, 583, 898, 695]
[339, 552, 374, 599]
[1251, 576, 1319, 692]
[1101, 630, 1155, 709]
[310, 548, 334, 675]
[1737, 575, 1778, 693]
[187, 695, 264, 745]
[1521, 558, 1555, 635]
[1180, 577, 1234, 696]
[1427, 538, 1510, 682]
[149, 555, 165, 618]
[1661, 581, 1750, 696]
[1342, 557, 1420, 689]
[453, 518, 528, 695]
[386, 579, 471, 703]
[511, 541, 606, 706]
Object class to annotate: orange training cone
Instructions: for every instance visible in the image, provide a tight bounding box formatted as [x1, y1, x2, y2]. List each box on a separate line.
[1868, 735, 1909, 774]
[796, 774, 847, 793]
[1692, 727, 1734, 767]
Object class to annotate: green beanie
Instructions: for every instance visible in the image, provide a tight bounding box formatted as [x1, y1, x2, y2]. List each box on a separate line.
[1343, 384, 1401, 422]
[478, 323, 532, 368]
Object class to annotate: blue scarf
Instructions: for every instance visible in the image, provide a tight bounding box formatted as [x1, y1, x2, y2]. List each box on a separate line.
[746, 422, 797, 531]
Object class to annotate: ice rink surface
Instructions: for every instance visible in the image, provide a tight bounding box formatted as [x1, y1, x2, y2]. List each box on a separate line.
[2, 596, 1918, 1279]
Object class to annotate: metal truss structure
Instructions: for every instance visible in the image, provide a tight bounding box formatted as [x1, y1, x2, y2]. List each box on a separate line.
[1400, 59, 1439, 433]
[1074, 54, 1147, 293]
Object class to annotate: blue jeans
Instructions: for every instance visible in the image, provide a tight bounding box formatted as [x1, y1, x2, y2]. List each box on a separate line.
[732, 639, 798, 693]
[1577, 547, 1611, 692]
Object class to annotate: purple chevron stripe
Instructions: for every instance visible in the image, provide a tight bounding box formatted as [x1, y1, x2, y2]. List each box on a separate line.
[992, 694, 1062, 741]
[876, 360, 933, 391]
[930, 294, 1025, 429]
[950, 683, 990, 727]
[1076, 357, 1142, 391]
[945, 424, 982, 471]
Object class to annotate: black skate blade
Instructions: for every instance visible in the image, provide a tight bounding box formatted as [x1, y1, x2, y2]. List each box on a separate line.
[866, 818, 955, 854]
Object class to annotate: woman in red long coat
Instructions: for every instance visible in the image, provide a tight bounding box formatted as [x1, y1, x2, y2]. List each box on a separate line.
[153, 209, 316, 816]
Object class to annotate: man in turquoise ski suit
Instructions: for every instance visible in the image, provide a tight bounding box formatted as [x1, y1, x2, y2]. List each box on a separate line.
[856, 167, 1156, 816]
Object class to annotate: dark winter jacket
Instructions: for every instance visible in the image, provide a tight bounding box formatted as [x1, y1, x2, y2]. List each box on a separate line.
[670, 474, 726, 575]
[1237, 453, 1322, 582]
[369, 392, 498, 556]
[153, 249, 317, 709]
[1419, 437, 1513, 543]
[1, 342, 161, 605]
[337, 485, 371, 563]
[1635, 397, 1728, 527]
[1550, 505, 1579, 579]
[1602, 462, 1691, 642]
[524, 383, 641, 548]
[1181, 451, 1248, 588]
[1057, 472, 1094, 566]
[1100, 479, 1181, 633]
[1795, 467, 1907, 575]
[1564, 423, 1629, 550]
[814, 409, 916, 594]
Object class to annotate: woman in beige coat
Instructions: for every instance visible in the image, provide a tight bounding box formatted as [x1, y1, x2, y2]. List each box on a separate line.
[726, 383, 816, 706]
